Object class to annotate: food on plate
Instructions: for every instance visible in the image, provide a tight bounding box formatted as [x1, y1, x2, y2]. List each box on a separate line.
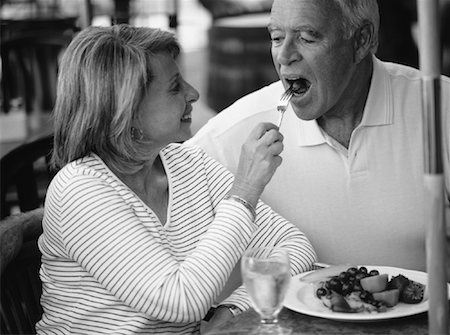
[312, 266, 426, 313]
[401, 282, 425, 304]
[372, 289, 400, 307]
[360, 274, 388, 293]
[387, 274, 410, 292]
[300, 264, 357, 283]
[328, 291, 354, 313]
[320, 290, 381, 313]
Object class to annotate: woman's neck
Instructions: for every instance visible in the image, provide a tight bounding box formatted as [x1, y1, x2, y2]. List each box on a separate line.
[117, 154, 169, 223]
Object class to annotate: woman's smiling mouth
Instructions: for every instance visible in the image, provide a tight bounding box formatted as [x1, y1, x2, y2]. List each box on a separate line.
[181, 112, 192, 122]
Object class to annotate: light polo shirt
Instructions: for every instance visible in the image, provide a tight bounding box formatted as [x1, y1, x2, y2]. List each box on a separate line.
[187, 56, 450, 271]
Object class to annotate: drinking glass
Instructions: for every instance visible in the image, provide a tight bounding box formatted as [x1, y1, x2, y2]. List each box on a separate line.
[241, 246, 292, 335]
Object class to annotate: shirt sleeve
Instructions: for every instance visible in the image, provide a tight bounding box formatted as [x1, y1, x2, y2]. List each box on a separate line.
[219, 202, 317, 310]
[186, 144, 316, 309]
[48, 168, 259, 324]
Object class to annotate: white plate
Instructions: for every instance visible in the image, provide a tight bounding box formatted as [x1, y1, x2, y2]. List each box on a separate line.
[284, 265, 450, 322]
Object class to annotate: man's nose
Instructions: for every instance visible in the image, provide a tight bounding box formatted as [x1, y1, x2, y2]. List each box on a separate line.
[276, 38, 302, 66]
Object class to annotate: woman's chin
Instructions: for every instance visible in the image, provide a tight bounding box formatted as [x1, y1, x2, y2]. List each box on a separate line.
[178, 127, 192, 143]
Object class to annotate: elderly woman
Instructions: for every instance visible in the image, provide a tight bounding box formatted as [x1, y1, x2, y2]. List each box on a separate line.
[36, 25, 316, 334]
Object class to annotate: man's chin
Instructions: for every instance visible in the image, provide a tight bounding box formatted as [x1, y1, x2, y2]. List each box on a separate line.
[292, 106, 320, 121]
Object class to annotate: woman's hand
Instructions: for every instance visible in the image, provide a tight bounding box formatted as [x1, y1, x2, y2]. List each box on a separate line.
[200, 306, 234, 334]
[229, 123, 284, 208]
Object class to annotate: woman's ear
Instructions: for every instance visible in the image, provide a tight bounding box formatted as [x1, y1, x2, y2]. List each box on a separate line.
[131, 127, 144, 141]
[353, 21, 374, 63]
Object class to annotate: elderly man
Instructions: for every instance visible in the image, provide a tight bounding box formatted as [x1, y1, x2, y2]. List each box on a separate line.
[189, 0, 450, 272]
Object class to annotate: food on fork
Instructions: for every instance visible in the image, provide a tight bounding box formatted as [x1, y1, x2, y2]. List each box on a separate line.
[310, 266, 426, 313]
[276, 85, 294, 128]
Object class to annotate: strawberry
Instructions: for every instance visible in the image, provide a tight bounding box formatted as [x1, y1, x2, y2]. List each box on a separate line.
[401, 282, 425, 304]
[387, 274, 410, 292]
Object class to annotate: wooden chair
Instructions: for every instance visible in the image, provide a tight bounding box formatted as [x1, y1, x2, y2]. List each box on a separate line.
[0, 208, 44, 334]
[1, 31, 73, 115]
[0, 134, 55, 219]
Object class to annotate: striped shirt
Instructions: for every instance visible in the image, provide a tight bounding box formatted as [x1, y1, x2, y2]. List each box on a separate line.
[36, 143, 316, 335]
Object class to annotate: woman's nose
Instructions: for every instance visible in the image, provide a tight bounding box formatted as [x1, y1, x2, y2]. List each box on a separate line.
[185, 80, 200, 103]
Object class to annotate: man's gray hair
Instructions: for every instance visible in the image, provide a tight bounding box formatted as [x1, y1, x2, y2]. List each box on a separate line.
[333, 0, 380, 53]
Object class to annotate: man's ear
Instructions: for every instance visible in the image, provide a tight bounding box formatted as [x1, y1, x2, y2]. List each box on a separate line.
[353, 21, 374, 63]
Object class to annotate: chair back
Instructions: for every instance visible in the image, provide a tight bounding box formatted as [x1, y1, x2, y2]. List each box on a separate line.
[109, 0, 178, 29]
[0, 208, 44, 334]
[0, 134, 55, 219]
[1, 31, 73, 114]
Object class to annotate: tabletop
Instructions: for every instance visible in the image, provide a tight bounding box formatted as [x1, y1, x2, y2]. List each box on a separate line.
[211, 306, 432, 335]
[210, 232, 450, 334]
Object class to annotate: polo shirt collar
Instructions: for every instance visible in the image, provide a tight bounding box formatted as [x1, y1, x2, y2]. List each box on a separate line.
[297, 56, 393, 147]
[297, 119, 326, 146]
[360, 56, 393, 127]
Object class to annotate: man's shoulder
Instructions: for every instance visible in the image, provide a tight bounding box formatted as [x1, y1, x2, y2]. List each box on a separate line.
[377, 58, 450, 103]
[190, 81, 283, 142]
[379, 59, 421, 81]
[379, 58, 450, 85]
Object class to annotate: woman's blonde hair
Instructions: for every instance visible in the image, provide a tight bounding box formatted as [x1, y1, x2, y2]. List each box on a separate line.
[52, 25, 180, 174]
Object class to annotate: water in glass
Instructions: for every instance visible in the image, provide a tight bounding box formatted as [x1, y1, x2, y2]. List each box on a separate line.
[242, 247, 292, 334]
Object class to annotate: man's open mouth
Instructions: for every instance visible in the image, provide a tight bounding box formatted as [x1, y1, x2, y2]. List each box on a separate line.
[286, 77, 311, 96]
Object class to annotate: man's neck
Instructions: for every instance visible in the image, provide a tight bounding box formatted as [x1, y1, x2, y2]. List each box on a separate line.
[318, 56, 373, 148]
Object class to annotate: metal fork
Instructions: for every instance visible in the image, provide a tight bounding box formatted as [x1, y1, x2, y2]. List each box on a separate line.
[277, 86, 294, 128]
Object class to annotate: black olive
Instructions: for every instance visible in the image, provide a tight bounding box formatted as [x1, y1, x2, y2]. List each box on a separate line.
[358, 266, 368, 275]
[341, 282, 353, 295]
[339, 271, 349, 282]
[359, 290, 372, 302]
[327, 278, 343, 293]
[316, 287, 328, 298]
[346, 267, 358, 276]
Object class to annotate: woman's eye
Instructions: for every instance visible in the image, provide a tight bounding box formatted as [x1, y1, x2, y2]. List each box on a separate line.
[270, 35, 284, 46]
[170, 83, 181, 93]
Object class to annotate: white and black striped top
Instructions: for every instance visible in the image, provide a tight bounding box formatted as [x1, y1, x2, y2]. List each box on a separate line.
[36, 143, 316, 334]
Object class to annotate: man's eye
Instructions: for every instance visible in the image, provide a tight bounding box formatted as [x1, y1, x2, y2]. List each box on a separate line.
[300, 37, 314, 44]
[299, 31, 320, 44]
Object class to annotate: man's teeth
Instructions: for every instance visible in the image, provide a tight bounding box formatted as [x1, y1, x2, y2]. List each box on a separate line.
[181, 114, 191, 121]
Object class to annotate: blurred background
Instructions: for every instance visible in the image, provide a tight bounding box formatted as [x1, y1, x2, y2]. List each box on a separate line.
[0, 0, 449, 147]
